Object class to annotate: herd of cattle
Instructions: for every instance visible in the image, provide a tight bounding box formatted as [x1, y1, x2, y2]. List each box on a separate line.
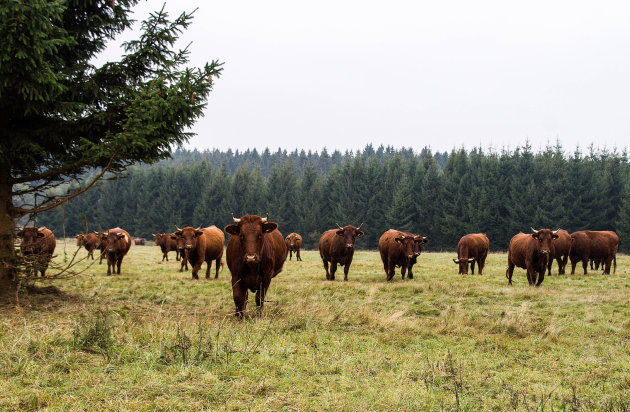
[16, 215, 620, 317]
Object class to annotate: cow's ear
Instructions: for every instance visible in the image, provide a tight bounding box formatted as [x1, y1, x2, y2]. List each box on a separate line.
[16, 230, 24, 237]
[336, 230, 344, 236]
[395, 237, 404, 244]
[117, 233, 125, 239]
[37, 232, 46, 238]
[531, 233, 539, 239]
[356, 230, 365, 238]
[422, 237, 428, 244]
[552, 234, 559, 240]
[224, 225, 240, 235]
[263, 222, 277, 233]
[170, 236, 177, 240]
[194, 230, 204, 237]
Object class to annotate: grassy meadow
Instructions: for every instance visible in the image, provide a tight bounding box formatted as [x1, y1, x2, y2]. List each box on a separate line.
[1, 240, 630, 410]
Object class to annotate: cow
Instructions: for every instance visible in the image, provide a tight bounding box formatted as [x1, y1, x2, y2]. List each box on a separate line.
[172, 234, 189, 272]
[547, 229, 572, 275]
[379, 229, 417, 281]
[452, 233, 489, 275]
[76, 232, 99, 260]
[506, 228, 559, 286]
[173, 226, 224, 280]
[569, 230, 619, 275]
[133, 237, 146, 246]
[97, 231, 107, 264]
[285, 233, 303, 261]
[101, 228, 131, 275]
[319, 223, 364, 281]
[225, 214, 287, 318]
[17, 226, 56, 277]
[153, 233, 180, 262]
[406, 233, 428, 279]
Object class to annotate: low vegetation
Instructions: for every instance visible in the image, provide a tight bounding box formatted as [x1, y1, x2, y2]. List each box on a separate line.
[1, 241, 629, 410]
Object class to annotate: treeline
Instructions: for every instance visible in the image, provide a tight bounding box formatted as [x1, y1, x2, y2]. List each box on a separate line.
[37, 143, 630, 252]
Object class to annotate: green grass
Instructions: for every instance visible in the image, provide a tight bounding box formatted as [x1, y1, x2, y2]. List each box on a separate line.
[1, 241, 629, 410]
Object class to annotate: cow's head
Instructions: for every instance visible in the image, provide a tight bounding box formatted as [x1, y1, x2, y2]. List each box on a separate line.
[105, 230, 126, 252]
[286, 233, 298, 248]
[531, 228, 559, 257]
[174, 226, 204, 251]
[76, 233, 85, 247]
[453, 256, 475, 274]
[335, 223, 364, 250]
[153, 233, 165, 246]
[18, 227, 46, 253]
[412, 235, 428, 257]
[395, 233, 416, 260]
[225, 214, 277, 265]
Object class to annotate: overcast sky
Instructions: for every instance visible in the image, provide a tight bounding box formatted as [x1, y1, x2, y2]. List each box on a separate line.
[103, 1, 630, 153]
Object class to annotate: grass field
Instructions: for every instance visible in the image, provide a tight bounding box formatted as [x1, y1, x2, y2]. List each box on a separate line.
[1, 240, 629, 411]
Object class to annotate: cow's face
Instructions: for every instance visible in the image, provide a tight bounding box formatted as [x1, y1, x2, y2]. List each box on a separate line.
[106, 231, 126, 252]
[396, 234, 416, 260]
[531, 228, 559, 257]
[177, 227, 204, 251]
[76, 234, 85, 247]
[413, 235, 428, 257]
[225, 216, 277, 265]
[18, 227, 45, 253]
[453, 257, 475, 274]
[172, 234, 185, 252]
[153, 233, 164, 246]
[335, 225, 364, 250]
[286, 234, 298, 248]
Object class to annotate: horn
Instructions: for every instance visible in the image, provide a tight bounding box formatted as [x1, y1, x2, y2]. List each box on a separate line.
[400, 234, 405, 239]
[38, 227, 45, 232]
[231, 213, 240, 223]
[336, 223, 343, 230]
[531, 227, 539, 234]
[175, 226, 182, 232]
[552, 228, 560, 235]
[261, 213, 269, 223]
[195, 226, 201, 231]
[357, 222, 364, 230]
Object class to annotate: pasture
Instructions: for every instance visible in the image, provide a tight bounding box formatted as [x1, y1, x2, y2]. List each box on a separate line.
[1, 240, 629, 410]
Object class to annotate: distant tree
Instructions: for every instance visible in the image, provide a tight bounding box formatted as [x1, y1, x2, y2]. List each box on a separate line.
[0, 0, 222, 289]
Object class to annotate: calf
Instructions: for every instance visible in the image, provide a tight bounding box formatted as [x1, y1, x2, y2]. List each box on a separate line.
[506, 228, 559, 286]
[17, 226, 56, 277]
[225, 214, 287, 318]
[318, 223, 364, 281]
[453, 233, 489, 275]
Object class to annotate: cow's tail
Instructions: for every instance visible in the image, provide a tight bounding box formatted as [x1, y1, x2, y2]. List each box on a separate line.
[219, 260, 225, 272]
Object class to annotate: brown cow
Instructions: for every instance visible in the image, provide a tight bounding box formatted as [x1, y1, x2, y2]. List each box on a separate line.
[453, 233, 489, 275]
[102, 228, 131, 275]
[319, 223, 364, 281]
[506, 228, 559, 286]
[225, 214, 287, 318]
[406, 232, 428, 279]
[171, 234, 189, 272]
[174, 226, 224, 280]
[17, 226, 56, 277]
[569, 230, 619, 275]
[76, 232, 99, 260]
[153, 233, 180, 262]
[547, 229, 572, 275]
[379, 229, 417, 281]
[133, 237, 146, 246]
[285, 233, 303, 261]
[97, 231, 107, 264]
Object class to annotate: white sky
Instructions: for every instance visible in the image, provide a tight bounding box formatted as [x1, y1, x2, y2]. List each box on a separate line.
[102, 1, 630, 153]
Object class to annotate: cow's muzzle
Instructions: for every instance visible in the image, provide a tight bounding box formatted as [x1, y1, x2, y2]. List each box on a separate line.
[245, 254, 259, 263]
[345, 244, 354, 249]
[408, 254, 414, 259]
[541, 249, 550, 255]
[185, 245, 193, 249]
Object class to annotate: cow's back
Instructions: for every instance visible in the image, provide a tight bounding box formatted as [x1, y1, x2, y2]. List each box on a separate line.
[508, 233, 531, 269]
[570, 231, 591, 259]
[319, 230, 337, 260]
[202, 226, 225, 260]
[552, 229, 572, 256]
[39, 227, 57, 255]
[379, 229, 402, 260]
[458, 233, 489, 258]
[587, 231, 619, 258]
[111, 228, 131, 255]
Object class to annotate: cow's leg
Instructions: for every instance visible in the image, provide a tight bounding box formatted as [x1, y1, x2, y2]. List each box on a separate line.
[330, 261, 338, 281]
[536, 269, 545, 286]
[479, 256, 486, 275]
[471, 261, 476, 275]
[582, 259, 588, 275]
[289, 250, 293, 261]
[232, 277, 248, 318]
[176, 250, 180, 261]
[407, 263, 414, 279]
[526, 267, 536, 286]
[214, 259, 221, 279]
[343, 258, 352, 281]
[192, 262, 201, 280]
[297, 249, 302, 261]
[117, 256, 123, 274]
[106, 256, 112, 275]
[255, 276, 272, 309]
[323, 259, 331, 280]
[603, 256, 612, 275]
[547, 258, 553, 276]
[401, 265, 407, 280]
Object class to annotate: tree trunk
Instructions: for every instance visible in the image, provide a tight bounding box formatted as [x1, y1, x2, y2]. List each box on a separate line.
[0, 166, 17, 296]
